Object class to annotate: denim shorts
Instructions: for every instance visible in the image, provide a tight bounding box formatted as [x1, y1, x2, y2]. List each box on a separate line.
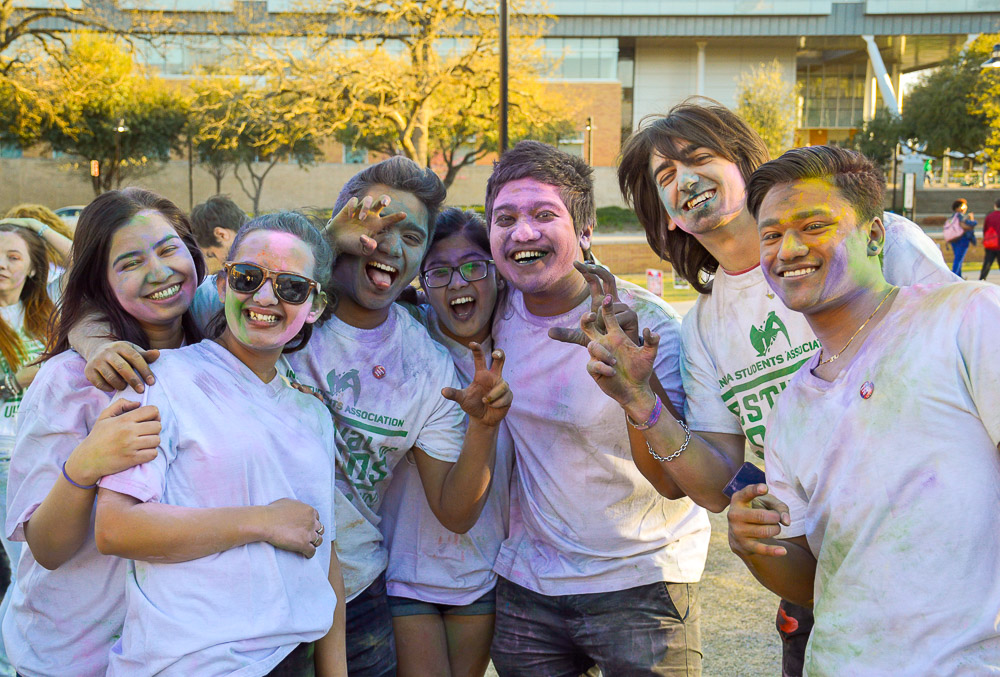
[345, 573, 397, 677]
[387, 587, 496, 618]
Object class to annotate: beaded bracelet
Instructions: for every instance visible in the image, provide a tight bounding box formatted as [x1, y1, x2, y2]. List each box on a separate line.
[0, 373, 22, 401]
[61, 462, 98, 490]
[647, 419, 692, 463]
[626, 394, 662, 431]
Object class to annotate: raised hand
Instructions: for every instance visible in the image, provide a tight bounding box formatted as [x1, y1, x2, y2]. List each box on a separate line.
[324, 194, 407, 257]
[85, 341, 160, 393]
[262, 498, 325, 559]
[549, 261, 640, 347]
[581, 294, 660, 409]
[441, 343, 512, 428]
[63, 399, 161, 487]
[727, 483, 792, 559]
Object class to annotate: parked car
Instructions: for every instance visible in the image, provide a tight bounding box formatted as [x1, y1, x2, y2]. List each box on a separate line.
[54, 205, 86, 231]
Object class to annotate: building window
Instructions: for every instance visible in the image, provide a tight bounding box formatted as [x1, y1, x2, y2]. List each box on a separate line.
[344, 146, 368, 164]
[798, 62, 867, 130]
[543, 38, 618, 80]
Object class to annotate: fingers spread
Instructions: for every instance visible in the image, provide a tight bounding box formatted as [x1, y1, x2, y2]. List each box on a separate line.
[601, 295, 624, 335]
[591, 265, 620, 302]
[548, 327, 588, 347]
[469, 342, 487, 373]
[489, 349, 505, 376]
[441, 386, 460, 402]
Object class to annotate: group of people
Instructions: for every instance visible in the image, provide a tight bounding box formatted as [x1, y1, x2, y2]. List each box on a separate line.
[0, 97, 996, 677]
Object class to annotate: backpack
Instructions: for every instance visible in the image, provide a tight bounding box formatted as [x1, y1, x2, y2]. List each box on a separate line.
[985, 225, 1000, 250]
[943, 214, 965, 243]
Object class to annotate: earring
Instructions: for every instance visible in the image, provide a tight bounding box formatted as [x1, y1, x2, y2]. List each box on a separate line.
[868, 242, 880, 255]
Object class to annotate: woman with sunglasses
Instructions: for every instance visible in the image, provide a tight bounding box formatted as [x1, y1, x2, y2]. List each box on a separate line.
[4, 194, 329, 677]
[379, 208, 514, 677]
[94, 212, 346, 676]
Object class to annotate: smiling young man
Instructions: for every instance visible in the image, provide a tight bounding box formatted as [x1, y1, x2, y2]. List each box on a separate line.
[485, 141, 709, 676]
[727, 145, 1000, 675]
[615, 100, 956, 675]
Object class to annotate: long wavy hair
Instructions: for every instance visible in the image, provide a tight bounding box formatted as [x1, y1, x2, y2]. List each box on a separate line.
[47, 188, 207, 356]
[0, 224, 53, 371]
[618, 98, 770, 293]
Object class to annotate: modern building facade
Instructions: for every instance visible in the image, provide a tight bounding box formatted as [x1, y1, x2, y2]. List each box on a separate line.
[8, 0, 1000, 170]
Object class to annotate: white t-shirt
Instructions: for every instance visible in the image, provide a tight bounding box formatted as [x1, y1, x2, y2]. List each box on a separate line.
[492, 280, 710, 595]
[681, 212, 957, 457]
[379, 303, 513, 605]
[765, 283, 1000, 675]
[99, 340, 338, 677]
[192, 281, 466, 601]
[3, 352, 119, 677]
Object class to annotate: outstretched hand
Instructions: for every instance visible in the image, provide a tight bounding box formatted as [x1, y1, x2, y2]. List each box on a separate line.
[727, 483, 792, 559]
[441, 343, 512, 428]
[577, 294, 661, 408]
[549, 261, 640, 348]
[325, 194, 407, 257]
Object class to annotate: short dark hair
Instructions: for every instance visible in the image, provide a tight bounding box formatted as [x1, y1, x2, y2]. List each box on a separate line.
[422, 208, 490, 272]
[618, 98, 771, 293]
[484, 141, 595, 237]
[210, 211, 334, 353]
[190, 195, 247, 249]
[333, 156, 447, 242]
[746, 146, 885, 226]
[952, 199, 968, 212]
[994, 198, 1000, 210]
[48, 188, 206, 356]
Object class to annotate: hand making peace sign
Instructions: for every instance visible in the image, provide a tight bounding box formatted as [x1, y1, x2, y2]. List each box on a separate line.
[324, 194, 408, 257]
[441, 343, 512, 428]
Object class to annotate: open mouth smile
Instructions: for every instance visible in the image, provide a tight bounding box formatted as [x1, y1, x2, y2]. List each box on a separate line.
[365, 260, 399, 290]
[449, 295, 477, 320]
[683, 190, 716, 212]
[245, 308, 282, 325]
[780, 266, 819, 278]
[511, 250, 547, 265]
[145, 284, 182, 301]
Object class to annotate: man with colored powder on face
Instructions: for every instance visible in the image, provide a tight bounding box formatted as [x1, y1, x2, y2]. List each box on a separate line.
[485, 140, 709, 676]
[727, 145, 1000, 675]
[607, 99, 957, 675]
[69, 158, 511, 677]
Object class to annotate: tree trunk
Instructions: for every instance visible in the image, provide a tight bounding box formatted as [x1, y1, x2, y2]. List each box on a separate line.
[412, 106, 430, 167]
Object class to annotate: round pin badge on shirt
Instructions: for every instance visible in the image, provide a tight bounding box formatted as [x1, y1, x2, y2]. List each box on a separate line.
[372, 365, 386, 379]
[860, 381, 874, 399]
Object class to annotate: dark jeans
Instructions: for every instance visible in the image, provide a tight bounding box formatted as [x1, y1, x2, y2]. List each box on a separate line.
[951, 237, 972, 275]
[491, 577, 702, 677]
[980, 249, 1000, 280]
[345, 573, 397, 677]
[776, 600, 813, 677]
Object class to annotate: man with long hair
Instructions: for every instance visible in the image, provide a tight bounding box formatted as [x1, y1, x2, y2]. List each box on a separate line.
[612, 100, 957, 674]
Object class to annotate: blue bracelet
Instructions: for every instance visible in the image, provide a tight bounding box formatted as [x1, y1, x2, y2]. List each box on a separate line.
[61, 462, 98, 490]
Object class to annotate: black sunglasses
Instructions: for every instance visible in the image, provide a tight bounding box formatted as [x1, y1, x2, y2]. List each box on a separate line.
[223, 262, 321, 305]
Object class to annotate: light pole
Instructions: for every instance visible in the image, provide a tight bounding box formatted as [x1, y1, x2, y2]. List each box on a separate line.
[585, 116, 594, 166]
[114, 118, 128, 190]
[499, 0, 509, 155]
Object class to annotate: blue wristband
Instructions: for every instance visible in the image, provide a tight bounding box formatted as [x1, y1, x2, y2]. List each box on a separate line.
[62, 462, 98, 490]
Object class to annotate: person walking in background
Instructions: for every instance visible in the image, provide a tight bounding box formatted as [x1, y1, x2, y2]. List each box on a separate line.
[980, 198, 1000, 281]
[944, 198, 977, 277]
